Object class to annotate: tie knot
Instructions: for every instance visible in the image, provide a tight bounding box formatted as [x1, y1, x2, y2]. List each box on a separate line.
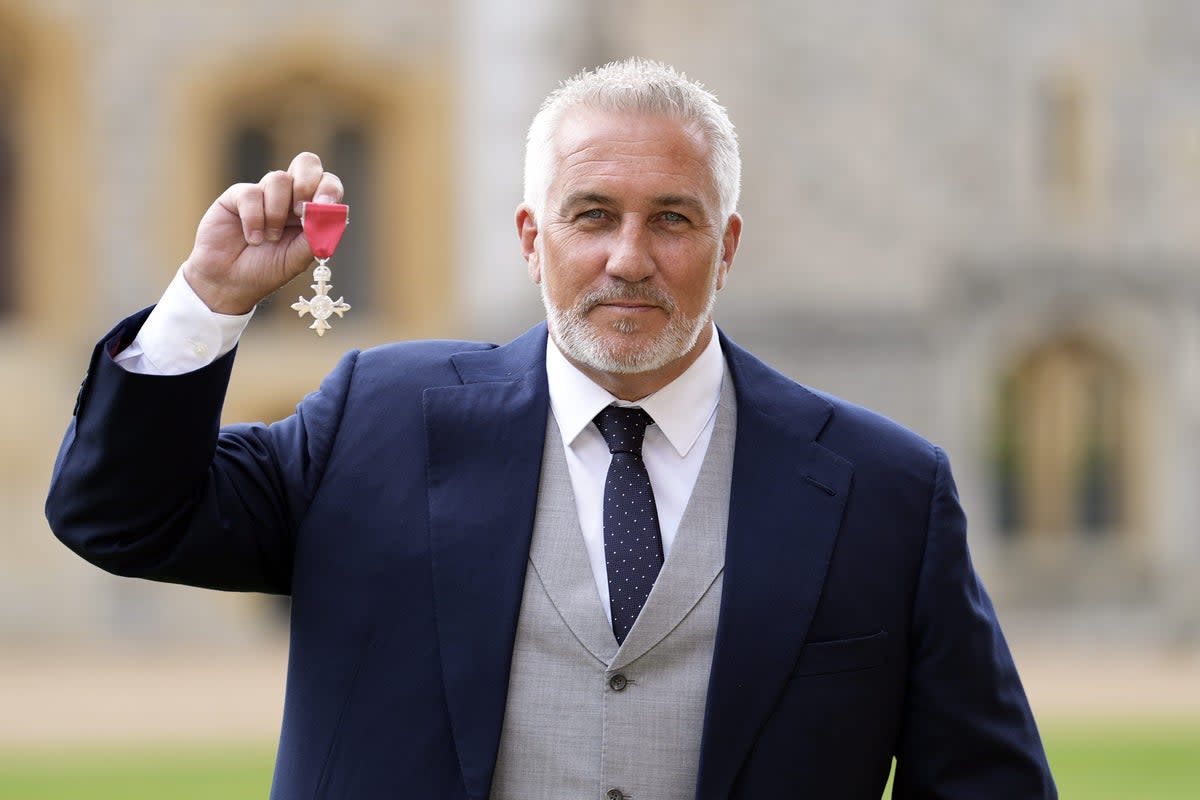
[593, 406, 654, 455]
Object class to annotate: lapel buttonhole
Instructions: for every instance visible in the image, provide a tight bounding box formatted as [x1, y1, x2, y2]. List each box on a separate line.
[802, 474, 837, 497]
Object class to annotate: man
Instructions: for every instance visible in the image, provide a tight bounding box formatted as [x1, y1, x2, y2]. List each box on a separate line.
[47, 59, 1056, 798]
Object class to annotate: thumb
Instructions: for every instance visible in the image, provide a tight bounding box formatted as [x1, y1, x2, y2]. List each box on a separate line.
[281, 227, 317, 278]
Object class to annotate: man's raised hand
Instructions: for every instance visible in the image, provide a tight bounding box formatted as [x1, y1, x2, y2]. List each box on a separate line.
[182, 152, 344, 315]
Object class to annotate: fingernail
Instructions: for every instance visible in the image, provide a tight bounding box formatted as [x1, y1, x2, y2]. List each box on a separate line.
[294, 202, 304, 216]
[266, 228, 282, 242]
[248, 230, 264, 245]
[314, 194, 336, 204]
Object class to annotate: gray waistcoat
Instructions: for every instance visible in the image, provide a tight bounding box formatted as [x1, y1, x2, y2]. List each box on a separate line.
[490, 373, 736, 800]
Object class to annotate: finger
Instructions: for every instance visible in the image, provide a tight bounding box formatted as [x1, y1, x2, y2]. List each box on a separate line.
[259, 170, 293, 242]
[287, 152, 325, 214]
[281, 173, 345, 229]
[230, 183, 266, 245]
[313, 172, 345, 205]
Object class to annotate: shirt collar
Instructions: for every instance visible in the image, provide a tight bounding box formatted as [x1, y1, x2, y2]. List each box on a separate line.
[545, 324, 726, 458]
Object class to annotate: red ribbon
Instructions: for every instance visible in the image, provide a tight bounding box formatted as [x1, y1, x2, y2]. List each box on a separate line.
[301, 202, 349, 260]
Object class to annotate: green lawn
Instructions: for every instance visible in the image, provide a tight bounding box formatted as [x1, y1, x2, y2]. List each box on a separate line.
[1, 721, 1197, 798]
[0, 745, 274, 800]
[1042, 720, 1200, 799]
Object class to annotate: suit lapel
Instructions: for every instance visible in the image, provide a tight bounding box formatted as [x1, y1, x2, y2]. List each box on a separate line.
[695, 333, 854, 800]
[424, 325, 549, 800]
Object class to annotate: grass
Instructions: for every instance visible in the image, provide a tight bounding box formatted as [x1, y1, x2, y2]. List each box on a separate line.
[1042, 720, 1200, 799]
[0, 745, 274, 800]
[0, 721, 1197, 798]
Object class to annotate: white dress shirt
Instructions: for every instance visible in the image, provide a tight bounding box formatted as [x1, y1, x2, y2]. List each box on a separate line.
[117, 271, 726, 621]
[545, 331, 724, 622]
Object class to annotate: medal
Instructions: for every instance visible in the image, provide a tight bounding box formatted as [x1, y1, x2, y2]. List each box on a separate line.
[292, 202, 351, 336]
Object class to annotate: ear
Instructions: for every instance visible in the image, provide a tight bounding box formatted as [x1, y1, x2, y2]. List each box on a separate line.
[516, 204, 541, 284]
[715, 213, 742, 291]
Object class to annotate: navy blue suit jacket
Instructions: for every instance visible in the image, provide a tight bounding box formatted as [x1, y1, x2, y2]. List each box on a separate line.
[47, 312, 1055, 798]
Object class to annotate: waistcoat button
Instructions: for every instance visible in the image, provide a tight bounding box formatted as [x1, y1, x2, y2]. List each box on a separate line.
[608, 673, 629, 692]
[606, 790, 625, 800]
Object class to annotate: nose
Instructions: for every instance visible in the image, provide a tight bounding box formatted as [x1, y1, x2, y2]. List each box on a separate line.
[605, 217, 656, 282]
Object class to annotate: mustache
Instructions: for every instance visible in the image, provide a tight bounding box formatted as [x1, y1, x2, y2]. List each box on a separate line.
[579, 283, 677, 313]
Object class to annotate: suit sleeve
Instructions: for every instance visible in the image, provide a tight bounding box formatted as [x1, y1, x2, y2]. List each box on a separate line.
[892, 447, 1057, 799]
[45, 310, 358, 594]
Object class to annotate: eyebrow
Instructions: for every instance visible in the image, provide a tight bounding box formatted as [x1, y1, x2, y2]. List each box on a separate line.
[559, 192, 614, 212]
[558, 192, 707, 214]
[653, 194, 706, 214]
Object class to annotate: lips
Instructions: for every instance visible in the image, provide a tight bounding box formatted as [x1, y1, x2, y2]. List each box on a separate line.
[600, 302, 658, 310]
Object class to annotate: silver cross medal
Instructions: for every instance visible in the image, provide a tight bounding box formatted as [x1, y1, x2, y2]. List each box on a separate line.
[292, 201, 351, 336]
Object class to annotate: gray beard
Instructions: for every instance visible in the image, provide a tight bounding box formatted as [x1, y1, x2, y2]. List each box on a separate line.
[541, 268, 719, 375]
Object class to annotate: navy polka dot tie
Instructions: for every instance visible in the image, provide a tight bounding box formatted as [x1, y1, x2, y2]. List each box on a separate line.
[594, 406, 664, 645]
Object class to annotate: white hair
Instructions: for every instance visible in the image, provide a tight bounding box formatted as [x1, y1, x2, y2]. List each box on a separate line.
[523, 58, 741, 222]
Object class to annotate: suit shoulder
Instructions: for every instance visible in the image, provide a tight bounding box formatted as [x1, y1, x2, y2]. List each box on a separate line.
[351, 338, 497, 384]
[809, 387, 940, 479]
[720, 330, 939, 475]
[360, 337, 497, 363]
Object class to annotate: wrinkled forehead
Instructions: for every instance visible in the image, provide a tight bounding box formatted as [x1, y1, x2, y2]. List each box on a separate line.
[548, 108, 719, 204]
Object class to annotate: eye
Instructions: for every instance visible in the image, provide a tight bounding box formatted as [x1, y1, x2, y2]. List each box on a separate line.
[660, 210, 689, 224]
[579, 208, 607, 220]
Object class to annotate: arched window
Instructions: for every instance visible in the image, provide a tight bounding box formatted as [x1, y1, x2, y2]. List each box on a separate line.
[221, 72, 376, 328]
[991, 337, 1131, 539]
[0, 106, 15, 318]
[0, 13, 88, 338]
[173, 53, 452, 348]
[0, 31, 25, 318]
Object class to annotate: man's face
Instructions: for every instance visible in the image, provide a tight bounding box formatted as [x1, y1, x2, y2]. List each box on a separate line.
[518, 109, 740, 385]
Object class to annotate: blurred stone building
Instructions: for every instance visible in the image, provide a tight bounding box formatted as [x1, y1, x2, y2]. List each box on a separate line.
[4, 0, 1199, 646]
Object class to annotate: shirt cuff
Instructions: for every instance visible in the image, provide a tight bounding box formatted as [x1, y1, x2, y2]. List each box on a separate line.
[114, 266, 255, 375]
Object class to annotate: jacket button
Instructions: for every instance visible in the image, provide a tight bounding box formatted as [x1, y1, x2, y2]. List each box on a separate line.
[608, 673, 628, 692]
[606, 790, 625, 800]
